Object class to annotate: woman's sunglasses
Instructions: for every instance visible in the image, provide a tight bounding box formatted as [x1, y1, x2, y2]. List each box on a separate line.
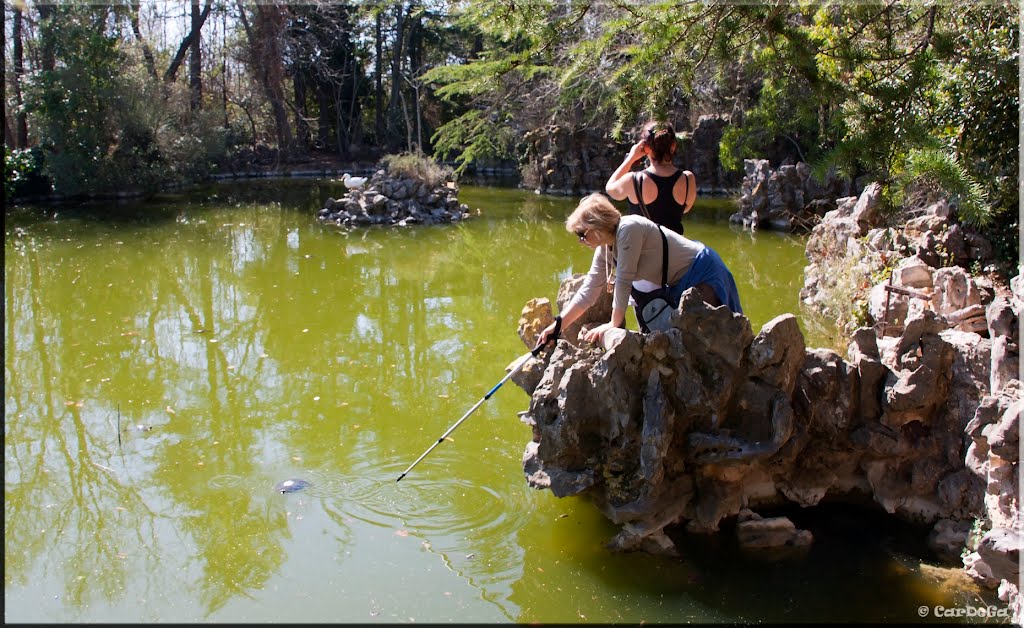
[576, 229, 590, 242]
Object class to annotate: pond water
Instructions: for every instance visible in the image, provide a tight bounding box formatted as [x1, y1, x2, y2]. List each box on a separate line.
[4, 180, 992, 623]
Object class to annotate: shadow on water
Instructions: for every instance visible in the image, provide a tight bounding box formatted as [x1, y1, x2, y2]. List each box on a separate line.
[660, 500, 1000, 624]
[506, 491, 1003, 624]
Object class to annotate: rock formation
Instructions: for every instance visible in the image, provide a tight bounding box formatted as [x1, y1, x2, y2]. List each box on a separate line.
[316, 169, 472, 227]
[730, 158, 859, 232]
[520, 116, 739, 197]
[507, 184, 1019, 618]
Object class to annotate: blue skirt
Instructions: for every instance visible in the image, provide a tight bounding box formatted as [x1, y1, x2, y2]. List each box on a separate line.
[667, 245, 743, 314]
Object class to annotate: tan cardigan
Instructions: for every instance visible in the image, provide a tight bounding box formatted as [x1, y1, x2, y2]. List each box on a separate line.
[567, 214, 704, 315]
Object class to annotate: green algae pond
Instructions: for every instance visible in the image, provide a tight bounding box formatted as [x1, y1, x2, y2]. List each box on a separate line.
[4, 180, 996, 623]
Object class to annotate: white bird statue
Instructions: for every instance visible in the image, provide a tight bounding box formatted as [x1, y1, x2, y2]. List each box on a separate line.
[341, 173, 368, 190]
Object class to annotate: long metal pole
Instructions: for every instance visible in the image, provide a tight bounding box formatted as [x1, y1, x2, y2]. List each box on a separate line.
[396, 318, 561, 482]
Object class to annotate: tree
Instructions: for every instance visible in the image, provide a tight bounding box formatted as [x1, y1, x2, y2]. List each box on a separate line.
[425, 1, 1017, 255]
[10, 2, 29, 148]
[17, 2, 232, 196]
[128, 1, 158, 80]
[190, 0, 203, 111]
[424, 1, 620, 170]
[163, 0, 213, 86]
[236, 1, 295, 159]
[27, 3, 140, 194]
[284, 1, 368, 158]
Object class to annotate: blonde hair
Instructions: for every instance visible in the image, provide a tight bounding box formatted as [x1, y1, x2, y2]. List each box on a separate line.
[566, 193, 621, 236]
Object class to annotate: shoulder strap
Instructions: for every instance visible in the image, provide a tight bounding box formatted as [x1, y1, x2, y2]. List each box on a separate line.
[681, 171, 696, 211]
[658, 226, 668, 288]
[631, 172, 651, 219]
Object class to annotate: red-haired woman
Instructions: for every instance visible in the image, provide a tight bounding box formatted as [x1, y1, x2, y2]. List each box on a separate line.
[605, 120, 696, 236]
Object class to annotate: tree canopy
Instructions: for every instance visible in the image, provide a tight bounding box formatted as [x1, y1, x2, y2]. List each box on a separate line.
[4, 0, 1018, 257]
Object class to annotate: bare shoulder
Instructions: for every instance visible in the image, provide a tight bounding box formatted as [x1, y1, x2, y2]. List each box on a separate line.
[674, 170, 697, 208]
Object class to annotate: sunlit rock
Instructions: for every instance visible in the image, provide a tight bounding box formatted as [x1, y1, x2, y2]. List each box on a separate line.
[512, 276, 1011, 564]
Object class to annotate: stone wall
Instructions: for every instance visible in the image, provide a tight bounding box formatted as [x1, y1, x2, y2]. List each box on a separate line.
[520, 115, 740, 197]
[731, 158, 859, 232]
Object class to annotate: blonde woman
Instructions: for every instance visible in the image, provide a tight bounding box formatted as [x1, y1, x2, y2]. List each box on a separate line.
[537, 193, 742, 346]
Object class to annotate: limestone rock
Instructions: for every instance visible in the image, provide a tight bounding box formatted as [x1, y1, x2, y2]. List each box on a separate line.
[977, 528, 1021, 584]
[735, 509, 813, 552]
[317, 167, 469, 228]
[928, 518, 972, 564]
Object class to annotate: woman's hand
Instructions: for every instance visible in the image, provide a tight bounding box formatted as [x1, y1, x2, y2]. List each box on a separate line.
[580, 322, 617, 345]
[625, 140, 647, 164]
[536, 320, 559, 348]
[607, 141, 649, 201]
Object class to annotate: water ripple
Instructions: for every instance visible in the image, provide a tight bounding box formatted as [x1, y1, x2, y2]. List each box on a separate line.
[207, 457, 536, 541]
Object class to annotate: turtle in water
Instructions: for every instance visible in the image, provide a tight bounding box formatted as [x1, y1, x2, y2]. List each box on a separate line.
[275, 478, 311, 494]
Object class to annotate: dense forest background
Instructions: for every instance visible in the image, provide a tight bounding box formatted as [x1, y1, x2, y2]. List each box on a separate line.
[3, 1, 1019, 262]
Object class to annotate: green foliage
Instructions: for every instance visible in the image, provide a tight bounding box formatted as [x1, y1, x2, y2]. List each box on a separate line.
[803, 248, 886, 352]
[4, 147, 51, 199]
[380, 152, 453, 188]
[932, 4, 1019, 267]
[26, 4, 131, 195]
[423, 1, 649, 170]
[429, 109, 521, 174]
[890, 148, 991, 227]
[21, 4, 231, 197]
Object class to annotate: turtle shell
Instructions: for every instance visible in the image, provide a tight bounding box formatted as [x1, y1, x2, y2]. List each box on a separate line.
[275, 478, 311, 494]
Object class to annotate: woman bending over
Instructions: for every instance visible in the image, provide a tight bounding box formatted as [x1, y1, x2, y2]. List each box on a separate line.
[538, 193, 742, 347]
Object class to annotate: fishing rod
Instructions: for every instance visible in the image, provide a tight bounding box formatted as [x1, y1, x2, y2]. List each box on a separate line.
[396, 316, 562, 482]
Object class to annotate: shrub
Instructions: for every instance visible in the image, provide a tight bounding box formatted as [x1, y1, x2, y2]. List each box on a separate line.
[889, 148, 991, 228]
[380, 152, 454, 188]
[4, 147, 51, 200]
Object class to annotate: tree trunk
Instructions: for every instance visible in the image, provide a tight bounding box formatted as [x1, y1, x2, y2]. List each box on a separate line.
[407, 10, 422, 152]
[237, 2, 295, 159]
[293, 73, 311, 152]
[317, 84, 331, 151]
[164, 0, 211, 83]
[221, 7, 229, 129]
[129, 2, 158, 80]
[12, 3, 28, 147]
[189, 0, 202, 110]
[387, 3, 406, 150]
[374, 8, 383, 144]
[37, 4, 55, 73]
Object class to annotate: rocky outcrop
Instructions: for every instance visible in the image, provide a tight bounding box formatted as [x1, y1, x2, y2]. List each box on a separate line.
[512, 270, 1020, 621]
[512, 287, 1009, 547]
[731, 159, 859, 232]
[800, 182, 1014, 378]
[680, 115, 735, 195]
[520, 116, 739, 197]
[521, 126, 624, 196]
[509, 174, 1021, 621]
[962, 380, 1022, 619]
[316, 169, 473, 227]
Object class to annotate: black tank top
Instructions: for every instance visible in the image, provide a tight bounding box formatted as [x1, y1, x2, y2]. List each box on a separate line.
[628, 170, 687, 235]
